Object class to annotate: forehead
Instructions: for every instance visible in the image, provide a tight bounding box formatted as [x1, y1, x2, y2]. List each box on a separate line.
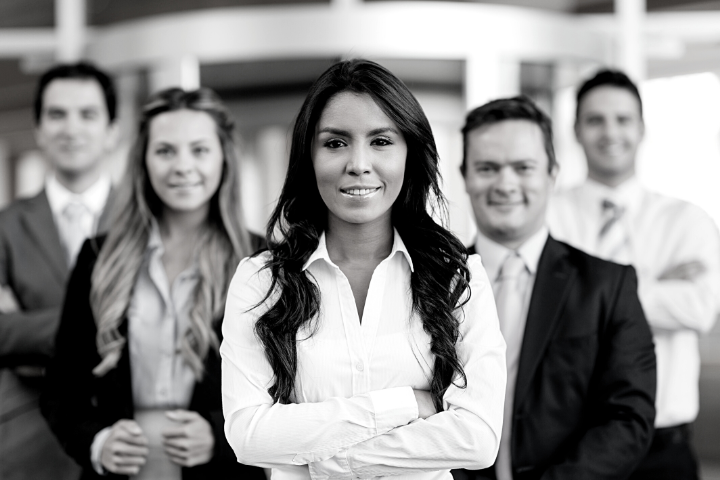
[467, 119, 548, 163]
[317, 91, 395, 130]
[149, 109, 218, 141]
[42, 78, 106, 111]
[578, 86, 641, 117]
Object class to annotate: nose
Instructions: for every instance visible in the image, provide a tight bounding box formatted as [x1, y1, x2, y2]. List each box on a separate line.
[494, 165, 520, 195]
[173, 148, 194, 174]
[61, 112, 82, 136]
[346, 145, 371, 176]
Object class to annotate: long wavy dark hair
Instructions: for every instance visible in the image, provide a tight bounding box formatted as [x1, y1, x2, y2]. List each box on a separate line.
[256, 59, 470, 411]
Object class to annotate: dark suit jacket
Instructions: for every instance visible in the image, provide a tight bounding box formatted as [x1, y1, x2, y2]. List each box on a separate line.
[41, 234, 266, 480]
[465, 236, 656, 480]
[0, 189, 114, 480]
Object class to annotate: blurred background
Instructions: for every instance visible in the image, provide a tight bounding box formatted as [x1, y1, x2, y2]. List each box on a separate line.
[0, 0, 718, 476]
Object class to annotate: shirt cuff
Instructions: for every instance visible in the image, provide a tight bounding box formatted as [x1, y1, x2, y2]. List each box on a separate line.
[90, 427, 113, 475]
[368, 386, 418, 433]
[308, 448, 353, 480]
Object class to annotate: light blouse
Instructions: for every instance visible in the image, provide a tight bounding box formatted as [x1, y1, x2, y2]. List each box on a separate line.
[220, 230, 506, 480]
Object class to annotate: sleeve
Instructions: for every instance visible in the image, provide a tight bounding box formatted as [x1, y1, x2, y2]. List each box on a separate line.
[220, 256, 420, 469]
[0, 307, 62, 364]
[540, 265, 657, 480]
[637, 207, 720, 333]
[0, 218, 61, 364]
[308, 255, 507, 479]
[40, 240, 112, 471]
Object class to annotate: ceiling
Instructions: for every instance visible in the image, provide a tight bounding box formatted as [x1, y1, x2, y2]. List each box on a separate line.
[1, 0, 719, 28]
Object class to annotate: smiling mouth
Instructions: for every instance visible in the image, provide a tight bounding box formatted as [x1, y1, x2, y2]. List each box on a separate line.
[340, 187, 381, 197]
[169, 183, 201, 188]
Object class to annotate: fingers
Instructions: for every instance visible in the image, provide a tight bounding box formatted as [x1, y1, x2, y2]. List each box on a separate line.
[165, 409, 199, 423]
[101, 420, 149, 475]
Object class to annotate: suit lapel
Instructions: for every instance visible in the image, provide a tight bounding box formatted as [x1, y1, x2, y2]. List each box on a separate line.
[514, 237, 576, 405]
[19, 190, 68, 283]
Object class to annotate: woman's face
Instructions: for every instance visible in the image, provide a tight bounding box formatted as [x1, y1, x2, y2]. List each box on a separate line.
[145, 109, 224, 216]
[312, 91, 407, 229]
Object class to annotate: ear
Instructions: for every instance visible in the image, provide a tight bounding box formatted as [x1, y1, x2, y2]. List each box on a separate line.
[103, 121, 120, 151]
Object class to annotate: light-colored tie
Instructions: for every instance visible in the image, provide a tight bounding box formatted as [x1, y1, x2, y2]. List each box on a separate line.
[494, 252, 527, 480]
[60, 201, 90, 267]
[597, 199, 630, 264]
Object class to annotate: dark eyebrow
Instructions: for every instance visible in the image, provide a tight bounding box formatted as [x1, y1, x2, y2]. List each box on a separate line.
[316, 126, 400, 137]
[317, 127, 350, 136]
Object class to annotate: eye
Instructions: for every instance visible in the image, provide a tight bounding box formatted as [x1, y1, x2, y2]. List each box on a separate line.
[193, 145, 211, 156]
[584, 116, 603, 126]
[371, 136, 393, 147]
[323, 138, 347, 149]
[474, 163, 498, 175]
[154, 146, 174, 158]
[515, 163, 535, 174]
[81, 109, 99, 120]
[46, 109, 65, 120]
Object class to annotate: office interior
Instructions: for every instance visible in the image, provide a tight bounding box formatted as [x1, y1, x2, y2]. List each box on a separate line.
[0, 0, 719, 476]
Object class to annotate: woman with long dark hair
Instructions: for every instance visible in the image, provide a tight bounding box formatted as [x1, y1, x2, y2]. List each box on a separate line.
[221, 59, 506, 479]
[41, 88, 265, 479]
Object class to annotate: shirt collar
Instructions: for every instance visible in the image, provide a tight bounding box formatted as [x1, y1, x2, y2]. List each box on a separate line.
[474, 226, 549, 282]
[45, 174, 111, 217]
[302, 228, 414, 273]
[584, 176, 643, 213]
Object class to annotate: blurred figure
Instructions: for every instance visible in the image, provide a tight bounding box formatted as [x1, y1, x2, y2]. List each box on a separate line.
[548, 69, 720, 480]
[458, 96, 656, 480]
[221, 59, 506, 479]
[41, 88, 265, 480]
[0, 62, 119, 480]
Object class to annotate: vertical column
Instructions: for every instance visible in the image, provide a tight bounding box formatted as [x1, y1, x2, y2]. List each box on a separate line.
[0, 140, 11, 209]
[55, 0, 86, 62]
[615, 0, 646, 81]
[148, 55, 200, 93]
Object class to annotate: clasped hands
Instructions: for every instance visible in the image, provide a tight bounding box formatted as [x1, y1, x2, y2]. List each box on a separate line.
[100, 410, 214, 475]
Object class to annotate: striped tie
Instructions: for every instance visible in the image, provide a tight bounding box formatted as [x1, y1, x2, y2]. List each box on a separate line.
[598, 199, 630, 264]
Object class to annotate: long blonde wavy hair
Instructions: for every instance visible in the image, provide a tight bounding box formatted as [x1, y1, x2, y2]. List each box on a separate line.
[90, 87, 252, 378]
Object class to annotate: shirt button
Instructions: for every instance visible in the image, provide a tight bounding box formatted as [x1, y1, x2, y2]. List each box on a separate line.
[355, 362, 364, 372]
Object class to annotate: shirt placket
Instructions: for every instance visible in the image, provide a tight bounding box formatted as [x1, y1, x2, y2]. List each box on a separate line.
[147, 247, 176, 407]
[332, 265, 371, 396]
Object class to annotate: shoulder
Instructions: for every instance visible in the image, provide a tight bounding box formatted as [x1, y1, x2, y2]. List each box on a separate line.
[549, 237, 636, 285]
[228, 250, 274, 296]
[0, 191, 45, 224]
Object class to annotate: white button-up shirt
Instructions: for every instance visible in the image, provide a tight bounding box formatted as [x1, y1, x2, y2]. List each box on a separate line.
[548, 178, 720, 427]
[221, 230, 506, 480]
[46, 173, 111, 242]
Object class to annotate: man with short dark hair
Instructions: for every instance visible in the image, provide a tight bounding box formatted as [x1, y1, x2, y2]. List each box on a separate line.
[458, 95, 656, 480]
[0, 62, 118, 479]
[548, 69, 720, 480]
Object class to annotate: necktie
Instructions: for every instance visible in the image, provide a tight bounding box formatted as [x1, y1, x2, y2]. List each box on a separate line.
[494, 252, 527, 480]
[60, 201, 90, 267]
[597, 199, 630, 264]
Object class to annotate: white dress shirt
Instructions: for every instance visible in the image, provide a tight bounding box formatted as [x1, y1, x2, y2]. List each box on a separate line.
[45, 174, 111, 266]
[474, 227, 548, 480]
[548, 178, 720, 427]
[221, 230, 507, 480]
[90, 221, 197, 473]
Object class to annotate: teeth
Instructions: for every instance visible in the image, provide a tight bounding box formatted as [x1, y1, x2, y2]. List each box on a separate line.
[346, 188, 376, 196]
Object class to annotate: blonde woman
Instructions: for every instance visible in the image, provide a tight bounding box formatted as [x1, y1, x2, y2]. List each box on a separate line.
[41, 88, 265, 480]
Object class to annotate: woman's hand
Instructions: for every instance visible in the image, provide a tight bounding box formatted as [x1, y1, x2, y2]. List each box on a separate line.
[100, 419, 149, 475]
[413, 390, 438, 419]
[162, 410, 215, 467]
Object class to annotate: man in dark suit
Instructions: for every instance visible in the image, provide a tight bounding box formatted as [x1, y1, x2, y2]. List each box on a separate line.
[0, 62, 118, 479]
[455, 96, 656, 480]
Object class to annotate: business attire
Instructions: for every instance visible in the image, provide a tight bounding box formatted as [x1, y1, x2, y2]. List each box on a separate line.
[548, 178, 720, 479]
[40, 231, 266, 480]
[457, 229, 656, 480]
[221, 230, 507, 480]
[0, 175, 113, 480]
